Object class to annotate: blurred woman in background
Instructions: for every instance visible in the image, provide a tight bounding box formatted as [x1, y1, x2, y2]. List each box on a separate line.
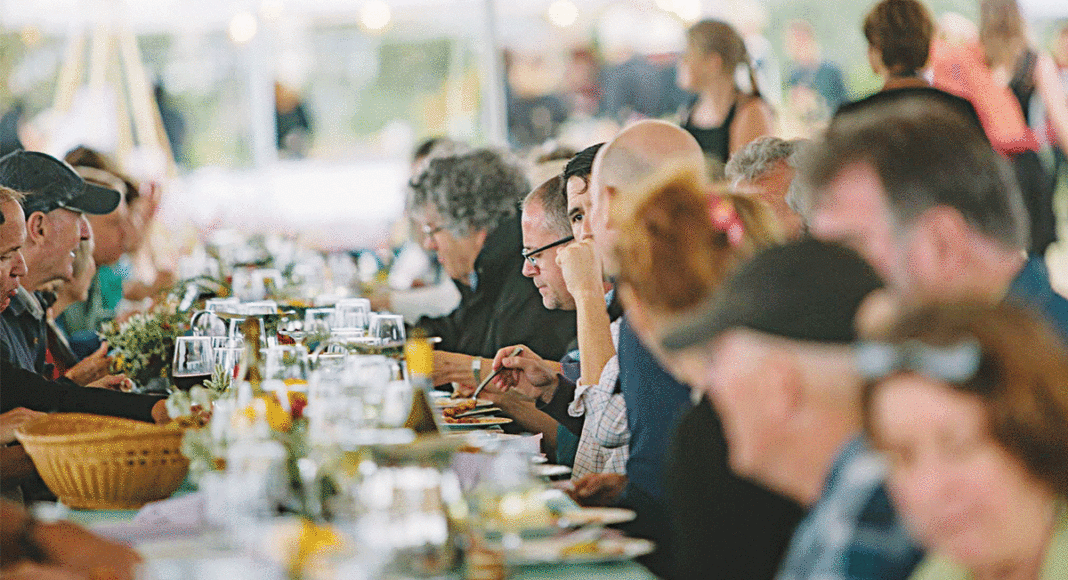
[861, 302, 1068, 580]
[677, 20, 774, 175]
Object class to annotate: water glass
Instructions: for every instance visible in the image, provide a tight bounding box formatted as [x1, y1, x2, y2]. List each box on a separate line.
[205, 297, 241, 314]
[334, 298, 371, 334]
[368, 313, 405, 346]
[304, 308, 336, 346]
[263, 345, 310, 384]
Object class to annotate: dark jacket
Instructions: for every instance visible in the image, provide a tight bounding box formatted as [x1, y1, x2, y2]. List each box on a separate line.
[666, 397, 805, 580]
[1, 359, 162, 422]
[417, 213, 577, 361]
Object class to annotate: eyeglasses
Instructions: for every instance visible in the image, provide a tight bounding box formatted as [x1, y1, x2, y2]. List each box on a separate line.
[854, 338, 982, 383]
[421, 224, 445, 237]
[521, 235, 574, 268]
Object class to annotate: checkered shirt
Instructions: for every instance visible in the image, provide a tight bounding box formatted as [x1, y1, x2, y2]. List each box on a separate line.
[568, 320, 629, 480]
[775, 435, 923, 580]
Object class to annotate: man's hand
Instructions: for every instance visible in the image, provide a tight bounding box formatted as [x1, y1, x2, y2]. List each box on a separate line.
[32, 520, 143, 580]
[0, 408, 45, 445]
[86, 374, 133, 392]
[0, 562, 87, 580]
[63, 343, 112, 387]
[569, 473, 627, 507]
[557, 238, 604, 299]
[431, 351, 492, 389]
[151, 399, 170, 424]
[480, 345, 559, 402]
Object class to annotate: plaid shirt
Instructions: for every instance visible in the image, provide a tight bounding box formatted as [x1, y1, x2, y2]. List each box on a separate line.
[776, 435, 923, 580]
[568, 320, 629, 479]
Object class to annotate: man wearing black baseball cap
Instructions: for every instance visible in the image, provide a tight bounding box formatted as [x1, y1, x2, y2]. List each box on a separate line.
[0, 150, 120, 377]
[660, 239, 924, 580]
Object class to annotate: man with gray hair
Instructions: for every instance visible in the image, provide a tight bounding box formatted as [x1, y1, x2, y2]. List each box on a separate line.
[407, 148, 577, 387]
[724, 136, 807, 238]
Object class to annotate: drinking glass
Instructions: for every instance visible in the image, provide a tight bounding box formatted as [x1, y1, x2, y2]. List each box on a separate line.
[172, 336, 215, 392]
[334, 298, 371, 334]
[205, 297, 241, 314]
[304, 308, 336, 347]
[263, 345, 310, 385]
[277, 311, 307, 347]
[191, 310, 229, 337]
[342, 355, 398, 427]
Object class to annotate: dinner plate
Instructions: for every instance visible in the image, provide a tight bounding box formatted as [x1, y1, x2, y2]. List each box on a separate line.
[531, 464, 571, 478]
[432, 397, 494, 408]
[557, 507, 637, 528]
[441, 417, 513, 429]
[507, 537, 655, 566]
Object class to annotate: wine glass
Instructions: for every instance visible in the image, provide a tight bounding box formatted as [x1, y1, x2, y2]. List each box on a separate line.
[277, 311, 307, 347]
[171, 336, 215, 392]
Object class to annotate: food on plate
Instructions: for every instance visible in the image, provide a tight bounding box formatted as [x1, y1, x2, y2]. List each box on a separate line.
[442, 399, 478, 418]
[443, 415, 499, 424]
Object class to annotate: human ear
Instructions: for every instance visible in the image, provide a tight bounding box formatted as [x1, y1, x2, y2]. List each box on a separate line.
[25, 212, 47, 243]
[912, 208, 970, 282]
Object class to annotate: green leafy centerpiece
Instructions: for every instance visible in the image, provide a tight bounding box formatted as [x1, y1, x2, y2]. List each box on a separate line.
[100, 300, 189, 389]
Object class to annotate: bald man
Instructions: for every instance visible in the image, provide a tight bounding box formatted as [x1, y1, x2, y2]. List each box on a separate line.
[587, 121, 804, 580]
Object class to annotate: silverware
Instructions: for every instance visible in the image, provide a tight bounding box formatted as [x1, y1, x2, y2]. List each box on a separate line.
[451, 406, 502, 419]
[471, 346, 523, 399]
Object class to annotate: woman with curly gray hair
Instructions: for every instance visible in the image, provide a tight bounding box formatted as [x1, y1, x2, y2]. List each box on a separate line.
[408, 149, 577, 373]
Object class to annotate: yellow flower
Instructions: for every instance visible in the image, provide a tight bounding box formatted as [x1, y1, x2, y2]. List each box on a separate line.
[242, 396, 292, 432]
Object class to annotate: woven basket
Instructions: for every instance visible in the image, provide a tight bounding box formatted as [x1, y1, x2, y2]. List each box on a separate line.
[15, 413, 189, 510]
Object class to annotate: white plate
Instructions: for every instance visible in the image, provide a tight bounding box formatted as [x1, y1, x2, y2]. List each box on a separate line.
[507, 537, 655, 566]
[531, 464, 571, 478]
[557, 507, 637, 528]
[432, 397, 493, 408]
[441, 417, 514, 429]
[529, 455, 548, 464]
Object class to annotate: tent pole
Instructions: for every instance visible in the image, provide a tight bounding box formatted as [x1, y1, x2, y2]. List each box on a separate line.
[479, 0, 507, 146]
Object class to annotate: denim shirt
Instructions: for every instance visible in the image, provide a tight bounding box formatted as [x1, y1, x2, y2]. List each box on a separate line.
[0, 287, 49, 374]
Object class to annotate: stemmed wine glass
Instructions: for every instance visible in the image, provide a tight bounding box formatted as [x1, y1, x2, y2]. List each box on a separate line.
[171, 336, 215, 393]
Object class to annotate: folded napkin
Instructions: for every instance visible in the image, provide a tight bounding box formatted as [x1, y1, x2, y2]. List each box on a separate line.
[92, 493, 207, 545]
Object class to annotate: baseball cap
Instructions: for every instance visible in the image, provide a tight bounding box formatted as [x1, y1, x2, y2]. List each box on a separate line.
[0, 150, 121, 216]
[661, 238, 885, 351]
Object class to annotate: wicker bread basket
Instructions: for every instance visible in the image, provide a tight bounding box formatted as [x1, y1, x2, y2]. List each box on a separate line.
[15, 413, 189, 509]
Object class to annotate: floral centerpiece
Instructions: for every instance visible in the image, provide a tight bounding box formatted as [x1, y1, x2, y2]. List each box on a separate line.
[100, 300, 189, 389]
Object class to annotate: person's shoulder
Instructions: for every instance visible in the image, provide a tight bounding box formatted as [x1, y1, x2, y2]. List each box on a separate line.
[906, 554, 972, 580]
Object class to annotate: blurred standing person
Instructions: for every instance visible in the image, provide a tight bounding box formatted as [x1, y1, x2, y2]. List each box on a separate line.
[505, 51, 569, 149]
[275, 81, 313, 159]
[929, 0, 1068, 254]
[1046, 21, 1068, 175]
[785, 21, 848, 123]
[677, 19, 774, 175]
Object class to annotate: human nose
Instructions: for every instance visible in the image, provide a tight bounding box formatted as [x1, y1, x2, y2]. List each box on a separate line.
[12, 250, 28, 277]
[79, 214, 92, 241]
[521, 256, 537, 277]
[577, 216, 593, 241]
[421, 232, 437, 252]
